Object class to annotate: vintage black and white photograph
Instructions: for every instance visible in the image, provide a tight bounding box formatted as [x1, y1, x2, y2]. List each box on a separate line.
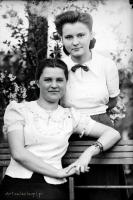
[0, 0, 133, 200]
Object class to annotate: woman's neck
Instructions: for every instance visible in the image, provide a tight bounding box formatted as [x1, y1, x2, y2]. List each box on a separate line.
[71, 50, 92, 64]
[37, 98, 58, 111]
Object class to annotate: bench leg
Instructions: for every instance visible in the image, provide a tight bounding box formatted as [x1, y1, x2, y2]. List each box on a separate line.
[69, 177, 75, 200]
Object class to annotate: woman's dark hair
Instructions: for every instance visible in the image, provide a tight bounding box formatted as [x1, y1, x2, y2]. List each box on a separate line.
[35, 58, 68, 81]
[55, 10, 93, 36]
[55, 10, 96, 53]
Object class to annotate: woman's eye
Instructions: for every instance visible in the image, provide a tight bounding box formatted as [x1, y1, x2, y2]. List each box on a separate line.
[78, 33, 85, 38]
[65, 35, 73, 40]
[44, 78, 51, 82]
[57, 78, 64, 82]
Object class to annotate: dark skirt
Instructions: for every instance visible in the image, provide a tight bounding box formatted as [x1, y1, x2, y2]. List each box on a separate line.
[74, 113, 129, 200]
[0, 173, 69, 200]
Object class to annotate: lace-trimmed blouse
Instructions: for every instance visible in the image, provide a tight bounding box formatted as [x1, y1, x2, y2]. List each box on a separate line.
[4, 101, 95, 185]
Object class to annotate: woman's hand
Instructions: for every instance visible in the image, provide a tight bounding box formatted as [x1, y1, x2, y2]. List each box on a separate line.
[74, 151, 91, 174]
[56, 156, 90, 178]
[64, 151, 91, 176]
[56, 165, 77, 178]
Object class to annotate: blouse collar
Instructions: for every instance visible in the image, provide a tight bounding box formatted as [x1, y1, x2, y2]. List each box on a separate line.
[66, 54, 94, 71]
[24, 101, 67, 121]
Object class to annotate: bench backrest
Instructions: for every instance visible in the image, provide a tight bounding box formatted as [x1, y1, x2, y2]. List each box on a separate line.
[1, 140, 133, 200]
[0, 142, 10, 179]
[63, 139, 133, 200]
[0, 142, 10, 167]
[0, 139, 133, 177]
[63, 139, 133, 165]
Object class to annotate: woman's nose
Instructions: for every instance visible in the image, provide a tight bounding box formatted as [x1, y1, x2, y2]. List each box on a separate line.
[51, 80, 57, 88]
[72, 37, 79, 45]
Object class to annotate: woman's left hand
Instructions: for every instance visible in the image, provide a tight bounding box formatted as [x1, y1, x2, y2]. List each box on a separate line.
[66, 151, 91, 175]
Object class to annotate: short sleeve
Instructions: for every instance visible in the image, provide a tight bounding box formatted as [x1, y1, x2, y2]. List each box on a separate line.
[69, 107, 81, 129]
[70, 108, 96, 137]
[4, 101, 25, 134]
[105, 59, 120, 98]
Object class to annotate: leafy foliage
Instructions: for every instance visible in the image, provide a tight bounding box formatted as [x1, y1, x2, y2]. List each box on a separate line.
[0, 3, 48, 112]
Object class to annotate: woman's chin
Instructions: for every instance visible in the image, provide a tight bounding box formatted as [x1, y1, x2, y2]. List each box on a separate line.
[72, 52, 83, 58]
[48, 97, 60, 104]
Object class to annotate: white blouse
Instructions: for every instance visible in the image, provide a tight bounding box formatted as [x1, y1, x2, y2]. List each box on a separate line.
[4, 101, 95, 185]
[62, 51, 120, 115]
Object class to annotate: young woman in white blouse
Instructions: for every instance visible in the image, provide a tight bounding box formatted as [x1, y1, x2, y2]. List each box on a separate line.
[54, 11, 128, 200]
[0, 58, 121, 200]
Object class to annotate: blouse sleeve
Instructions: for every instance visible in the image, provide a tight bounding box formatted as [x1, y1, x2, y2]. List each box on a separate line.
[4, 101, 25, 134]
[105, 58, 120, 98]
[70, 108, 96, 137]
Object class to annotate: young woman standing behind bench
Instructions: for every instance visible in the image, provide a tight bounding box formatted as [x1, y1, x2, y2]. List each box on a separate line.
[55, 10, 128, 200]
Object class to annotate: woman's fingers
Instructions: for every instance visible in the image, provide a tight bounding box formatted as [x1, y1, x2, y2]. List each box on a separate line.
[80, 166, 90, 173]
[65, 164, 76, 174]
[65, 162, 90, 176]
[75, 165, 81, 175]
[75, 165, 90, 174]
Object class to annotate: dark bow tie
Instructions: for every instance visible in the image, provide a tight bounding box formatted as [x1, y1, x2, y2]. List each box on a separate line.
[71, 64, 89, 72]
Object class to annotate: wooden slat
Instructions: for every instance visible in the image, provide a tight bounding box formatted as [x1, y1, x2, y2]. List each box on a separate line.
[63, 157, 133, 165]
[75, 185, 133, 189]
[0, 143, 9, 148]
[91, 158, 133, 165]
[64, 152, 133, 159]
[67, 146, 133, 152]
[113, 140, 133, 145]
[69, 145, 133, 151]
[69, 140, 133, 146]
[0, 160, 10, 166]
[0, 155, 11, 159]
[0, 149, 10, 154]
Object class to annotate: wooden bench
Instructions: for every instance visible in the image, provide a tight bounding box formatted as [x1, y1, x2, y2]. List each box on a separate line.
[62, 139, 133, 200]
[0, 142, 10, 180]
[0, 140, 133, 200]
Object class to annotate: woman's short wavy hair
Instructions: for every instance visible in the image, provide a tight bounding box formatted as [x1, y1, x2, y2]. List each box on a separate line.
[55, 10, 93, 36]
[54, 10, 96, 52]
[35, 58, 68, 81]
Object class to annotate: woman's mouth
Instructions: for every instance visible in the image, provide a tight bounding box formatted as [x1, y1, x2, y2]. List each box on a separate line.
[73, 48, 80, 51]
[49, 91, 59, 93]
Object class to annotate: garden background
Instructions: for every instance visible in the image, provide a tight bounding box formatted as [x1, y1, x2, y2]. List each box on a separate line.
[0, 0, 133, 193]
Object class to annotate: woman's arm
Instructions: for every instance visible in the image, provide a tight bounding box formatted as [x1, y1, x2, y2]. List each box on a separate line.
[84, 121, 121, 150]
[70, 121, 121, 174]
[7, 128, 76, 179]
[107, 96, 118, 111]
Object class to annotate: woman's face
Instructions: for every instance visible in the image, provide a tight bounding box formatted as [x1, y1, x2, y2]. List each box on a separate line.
[62, 22, 92, 59]
[37, 67, 66, 103]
